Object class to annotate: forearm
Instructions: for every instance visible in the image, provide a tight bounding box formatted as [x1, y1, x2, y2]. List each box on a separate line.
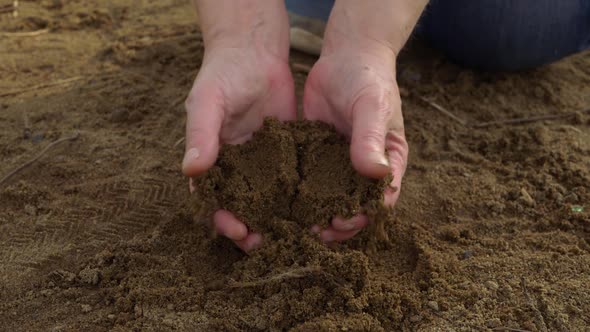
[323, 0, 428, 56]
[194, 0, 290, 58]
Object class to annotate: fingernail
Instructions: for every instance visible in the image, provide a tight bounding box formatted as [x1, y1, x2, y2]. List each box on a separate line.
[371, 152, 389, 168]
[182, 147, 200, 169]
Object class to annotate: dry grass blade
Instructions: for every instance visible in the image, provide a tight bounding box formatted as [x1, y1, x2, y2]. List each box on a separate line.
[173, 137, 185, 148]
[0, 133, 80, 188]
[228, 266, 321, 288]
[0, 28, 49, 37]
[473, 108, 590, 128]
[0, 76, 84, 97]
[417, 96, 469, 126]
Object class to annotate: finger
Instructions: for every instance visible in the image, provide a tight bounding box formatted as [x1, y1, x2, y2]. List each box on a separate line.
[213, 210, 248, 241]
[188, 178, 195, 193]
[350, 91, 392, 179]
[384, 130, 409, 207]
[331, 215, 369, 232]
[320, 227, 362, 243]
[182, 85, 225, 177]
[235, 233, 263, 252]
[310, 224, 322, 235]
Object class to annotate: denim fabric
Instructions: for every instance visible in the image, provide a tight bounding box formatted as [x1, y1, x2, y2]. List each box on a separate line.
[285, 0, 334, 21]
[421, 0, 590, 70]
[285, 0, 590, 70]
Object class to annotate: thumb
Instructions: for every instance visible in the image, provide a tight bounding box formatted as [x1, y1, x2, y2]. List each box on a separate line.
[350, 91, 392, 179]
[182, 87, 225, 177]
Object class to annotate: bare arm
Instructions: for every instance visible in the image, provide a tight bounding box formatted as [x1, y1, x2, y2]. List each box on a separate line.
[323, 0, 428, 57]
[194, 0, 290, 58]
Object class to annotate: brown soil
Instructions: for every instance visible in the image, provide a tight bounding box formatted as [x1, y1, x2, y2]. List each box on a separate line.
[1, 1, 589, 331]
[193, 118, 388, 233]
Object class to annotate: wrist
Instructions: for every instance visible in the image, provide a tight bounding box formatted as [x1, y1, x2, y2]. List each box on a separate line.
[322, 0, 427, 58]
[320, 37, 398, 73]
[195, 0, 290, 59]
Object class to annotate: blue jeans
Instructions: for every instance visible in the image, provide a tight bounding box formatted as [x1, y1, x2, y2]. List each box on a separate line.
[285, 0, 590, 71]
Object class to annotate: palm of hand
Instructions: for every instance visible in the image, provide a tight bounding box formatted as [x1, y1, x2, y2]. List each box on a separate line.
[301, 51, 409, 242]
[184, 47, 296, 251]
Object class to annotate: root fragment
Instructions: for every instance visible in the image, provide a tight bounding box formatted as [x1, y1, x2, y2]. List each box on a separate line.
[228, 266, 321, 289]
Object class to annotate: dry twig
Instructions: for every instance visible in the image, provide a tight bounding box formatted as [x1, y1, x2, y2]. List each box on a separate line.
[228, 266, 321, 288]
[0, 28, 49, 37]
[173, 137, 185, 148]
[417, 94, 589, 129]
[417, 96, 469, 126]
[0, 76, 85, 98]
[473, 108, 590, 128]
[0, 133, 80, 188]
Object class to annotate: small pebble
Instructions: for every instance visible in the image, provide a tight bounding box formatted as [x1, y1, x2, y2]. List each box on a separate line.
[426, 301, 439, 311]
[486, 318, 501, 328]
[485, 280, 499, 291]
[78, 267, 101, 286]
[409, 315, 423, 323]
[461, 250, 474, 260]
[24, 205, 37, 216]
[519, 188, 535, 206]
[107, 314, 115, 320]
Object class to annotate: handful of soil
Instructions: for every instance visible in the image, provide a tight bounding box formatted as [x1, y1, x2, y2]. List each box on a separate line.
[192, 118, 390, 236]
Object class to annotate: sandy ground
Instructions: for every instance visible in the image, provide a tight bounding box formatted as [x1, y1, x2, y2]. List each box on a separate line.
[1, 0, 589, 331]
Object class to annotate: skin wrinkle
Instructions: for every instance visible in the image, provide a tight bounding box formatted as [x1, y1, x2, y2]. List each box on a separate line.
[187, 0, 426, 250]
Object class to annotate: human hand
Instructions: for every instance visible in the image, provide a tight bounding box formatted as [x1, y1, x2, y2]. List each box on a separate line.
[303, 43, 409, 243]
[182, 45, 296, 252]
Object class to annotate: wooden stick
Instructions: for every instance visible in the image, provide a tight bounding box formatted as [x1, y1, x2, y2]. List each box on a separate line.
[473, 108, 590, 128]
[417, 96, 469, 126]
[0, 28, 50, 37]
[0, 133, 80, 188]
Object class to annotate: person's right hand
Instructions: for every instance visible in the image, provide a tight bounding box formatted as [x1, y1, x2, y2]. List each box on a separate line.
[182, 45, 296, 252]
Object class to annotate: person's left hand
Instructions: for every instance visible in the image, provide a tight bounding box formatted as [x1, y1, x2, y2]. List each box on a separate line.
[302, 43, 409, 243]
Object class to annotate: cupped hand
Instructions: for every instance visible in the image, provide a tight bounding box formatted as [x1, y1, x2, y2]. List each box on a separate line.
[303, 44, 409, 243]
[182, 45, 296, 252]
